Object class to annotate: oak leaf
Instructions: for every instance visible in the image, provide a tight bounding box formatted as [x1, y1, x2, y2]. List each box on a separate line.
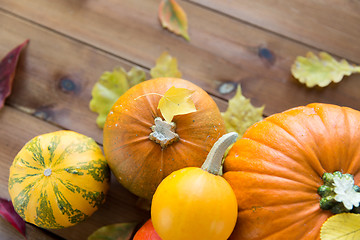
[158, 86, 196, 123]
[158, 0, 190, 41]
[221, 85, 264, 139]
[89, 67, 146, 128]
[320, 213, 360, 240]
[291, 51, 360, 88]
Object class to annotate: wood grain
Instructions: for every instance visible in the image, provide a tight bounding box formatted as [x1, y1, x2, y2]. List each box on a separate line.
[188, 0, 360, 64]
[0, 106, 148, 240]
[1, 0, 360, 115]
[0, 11, 228, 145]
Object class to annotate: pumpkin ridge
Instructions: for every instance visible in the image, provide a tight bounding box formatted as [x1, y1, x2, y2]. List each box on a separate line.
[51, 137, 98, 167]
[35, 190, 63, 228]
[107, 135, 149, 153]
[265, 117, 325, 177]
[8, 172, 41, 190]
[228, 137, 322, 187]
[229, 170, 319, 191]
[56, 177, 106, 208]
[47, 135, 61, 166]
[15, 157, 42, 171]
[310, 104, 347, 172]
[51, 180, 88, 224]
[127, 144, 164, 195]
[25, 137, 46, 168]
[13, 180, 39, 219]
[340, 107, 356, 173]
[259, 205, 325, 240]
[236, 202, 325, 240]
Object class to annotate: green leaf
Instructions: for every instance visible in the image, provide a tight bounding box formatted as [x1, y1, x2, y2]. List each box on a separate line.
[291, 51, 360, 88]
[89, 67, 146, 128]
[158, 86, 196, 123]
[320, 213, 360, 240]
[158, 0, 190, 41]
[221, 85, 264, 139]
[150, 52, 182, 79]
[88, 222, 138, 240]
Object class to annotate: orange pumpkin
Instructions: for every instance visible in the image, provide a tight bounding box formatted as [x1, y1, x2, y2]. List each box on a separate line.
[224, 103, 360, 239]
[103, 78, 226, 199]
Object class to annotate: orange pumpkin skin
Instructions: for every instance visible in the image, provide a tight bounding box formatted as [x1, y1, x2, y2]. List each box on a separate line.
[224, 103, 360, 240]
[133, 219, 162, 240]
[103, 78, 226, 199]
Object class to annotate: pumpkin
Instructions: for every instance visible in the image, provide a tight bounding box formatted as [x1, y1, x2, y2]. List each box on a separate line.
[133, 219, 162, 240]
[103, 78, 226, 199]
[8, 130, 110, 229]
[223, 103, 360, 239]
[151, 132, 238, 240]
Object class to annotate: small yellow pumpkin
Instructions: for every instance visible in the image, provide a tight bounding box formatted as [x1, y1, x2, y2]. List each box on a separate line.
[8, 130, 110, 229]
[151, 132, 238, 240]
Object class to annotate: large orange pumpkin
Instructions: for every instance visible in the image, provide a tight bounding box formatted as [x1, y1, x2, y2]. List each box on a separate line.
[103, 78, 226, 199]
[224, 103, 360, 239]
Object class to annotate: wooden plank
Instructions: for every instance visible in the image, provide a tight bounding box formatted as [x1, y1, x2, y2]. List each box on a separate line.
[188, 0, 360, 63]
[1, 0, 359, 115]
[0, 11, 227, 145]
[0, 106, 149, 240]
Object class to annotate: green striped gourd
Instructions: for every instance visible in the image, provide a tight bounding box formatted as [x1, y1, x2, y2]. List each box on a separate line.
[8, 130, 110, 229]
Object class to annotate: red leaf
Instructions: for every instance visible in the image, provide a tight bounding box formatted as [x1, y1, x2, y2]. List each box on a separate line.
[0, 198, 26, 238]
[0, 39, 29, 109]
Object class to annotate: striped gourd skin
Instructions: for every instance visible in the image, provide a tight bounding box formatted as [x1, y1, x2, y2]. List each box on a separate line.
[8, 130, 110, 229]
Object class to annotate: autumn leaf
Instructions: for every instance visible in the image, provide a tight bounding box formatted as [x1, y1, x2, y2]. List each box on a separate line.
[320, 213, 360, 240]
[0, 198, 26, 238]
[158, 86, 196, 122]
[150, 52, 182, 79]
[89, 67, 146, 128]
[221, 85, 264, 139]
[88, 222, 138, 240]
[158, 0, 190, 41]
[0, 39, 29, 110]
[291, 51, 360, 88]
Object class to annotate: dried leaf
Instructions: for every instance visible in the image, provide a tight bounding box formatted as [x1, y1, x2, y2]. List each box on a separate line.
[158, 86, 196, 122]
[158, 0, 190, 41]
[88, 222, 137, 240]
[291, 51, 360, 88]
[0, 39, 29, 110]
[0, 198, 26, 238]
[150, 52, 182, 79]
[320, 213, 360, 240]
[221, 85, 264, 139]
[89, 67, 146, 128]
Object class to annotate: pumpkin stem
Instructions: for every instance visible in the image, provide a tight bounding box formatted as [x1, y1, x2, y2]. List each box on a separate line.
[318, 171, 360, 214]
[149, 117, 180, 148]
[201, 132, 238, 175]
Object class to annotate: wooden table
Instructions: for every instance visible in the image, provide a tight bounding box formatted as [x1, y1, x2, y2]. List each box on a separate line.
[0, 1, 359, 239]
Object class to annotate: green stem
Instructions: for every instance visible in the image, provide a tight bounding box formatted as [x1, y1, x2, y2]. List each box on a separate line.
[201, 132, 238, 175]
[318, 171, 360, 214]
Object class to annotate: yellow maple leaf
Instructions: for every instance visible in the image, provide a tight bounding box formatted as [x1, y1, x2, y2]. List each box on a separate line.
[221, 85, 264, 139]
[320, 213, 360, 240]
[158, 86, 196, 123]
[150, 52, 182, 79]
[291, 51, 360, 88]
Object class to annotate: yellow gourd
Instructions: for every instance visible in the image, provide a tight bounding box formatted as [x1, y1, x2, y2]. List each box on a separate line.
[8, 130, 110, 229]
[151, 132, 238, 240]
